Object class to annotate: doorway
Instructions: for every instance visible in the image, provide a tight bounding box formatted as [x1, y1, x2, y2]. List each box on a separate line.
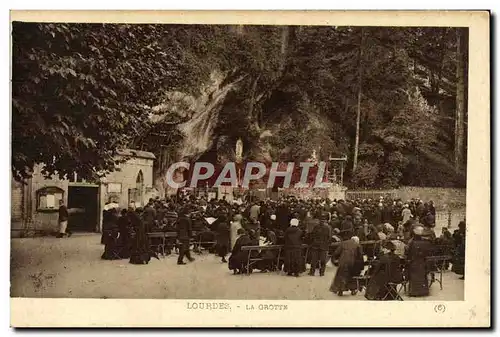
[128, 170, 144, 207]
[68, 186, 99, 232]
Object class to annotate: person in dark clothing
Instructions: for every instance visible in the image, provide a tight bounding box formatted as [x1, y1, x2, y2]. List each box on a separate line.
[284, 219, 305, 277]
[259, 207, 271, 230]
[416, 200, 426, 219]
[452, 221, 466, 279]
[247, 229, 259, 246]
[355, 219, 369, 241]
[195, 225, 216, 253]
[428, 201, 436, 216]
[365, 241, 404, 300]
[264, 229, 277, 245]
[142, 201, 157, 233]
[164, 206, 179, 230]
[309, 214, 332, 276]
[57, 199, 71, 238]
[155, 203, 166, 226]
[214, 214, 230, 263]
[373, 204, 383, 226]
[436, 227, 453, 270]
[191, 212, 207, 232]
[340, 215, 354, 240]
[406, 226, 434, 297]
[176, 209, 195, 265]
[330, 236, 364, 296]
[228, 228, 252, 274]
[129, 208, 155, 265]
[101, 208, 121, 260]
[335, 200, 346, 217]
[382, 204, 393, 225]
[330, 213, 341, 230]
[276, 203, 290, 231]
[116, 208, 131, 258]
[254, 229, 279, 272]
[423, 211, 436, 228]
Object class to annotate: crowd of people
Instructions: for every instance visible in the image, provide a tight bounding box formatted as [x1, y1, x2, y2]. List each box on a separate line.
[100, 194, 466, 300]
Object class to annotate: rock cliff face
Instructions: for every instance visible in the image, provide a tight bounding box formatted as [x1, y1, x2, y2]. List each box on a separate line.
[149, 69, 242, 194]
[150, 67, 340, 196]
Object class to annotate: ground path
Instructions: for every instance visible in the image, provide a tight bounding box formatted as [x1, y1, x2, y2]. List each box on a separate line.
[11, 234, 463, 300]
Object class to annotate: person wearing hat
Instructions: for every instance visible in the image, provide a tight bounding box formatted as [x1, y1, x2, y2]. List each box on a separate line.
[405, 225, 434, 297]
[309, 212, 332, 276]
[283, 218, 305, 277]
[365, 241, 404, 300]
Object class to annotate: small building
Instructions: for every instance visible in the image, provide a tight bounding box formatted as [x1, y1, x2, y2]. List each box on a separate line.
[11, 149, 155, 237]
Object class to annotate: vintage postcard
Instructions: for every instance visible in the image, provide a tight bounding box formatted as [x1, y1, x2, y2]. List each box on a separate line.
[9, 10, 490, 327]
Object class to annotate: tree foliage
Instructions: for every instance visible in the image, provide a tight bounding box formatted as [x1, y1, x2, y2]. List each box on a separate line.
[12, 22, 211, 181]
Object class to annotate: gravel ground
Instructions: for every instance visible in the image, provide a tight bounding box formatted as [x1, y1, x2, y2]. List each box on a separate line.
[10, 234, 464, 300]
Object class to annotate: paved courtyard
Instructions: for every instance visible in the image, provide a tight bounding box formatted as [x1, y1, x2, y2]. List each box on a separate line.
[11, 234, 464, 300]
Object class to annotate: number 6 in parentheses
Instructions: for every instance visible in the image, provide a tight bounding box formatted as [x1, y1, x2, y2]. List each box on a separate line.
[434, 304, 446, 313]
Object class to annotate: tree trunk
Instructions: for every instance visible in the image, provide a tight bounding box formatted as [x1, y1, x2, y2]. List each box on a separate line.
[435, 29, 448, 114]
[280, 26, 289, 71]
[279, 26, 295, 74]
[353, 28, 365, 173]
[454, 28, 466, 171]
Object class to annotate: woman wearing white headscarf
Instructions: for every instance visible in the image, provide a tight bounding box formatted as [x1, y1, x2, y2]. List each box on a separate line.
[283, 218, 305, 277]
[330, 236, 365, 296]
[230, 214, 243, 250]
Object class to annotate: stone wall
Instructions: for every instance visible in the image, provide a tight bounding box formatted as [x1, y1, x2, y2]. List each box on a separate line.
[29, 165, 70, 233]
[397, 186, 466, 210]
[346, 186, 466, 211]
[280, 187, 330, 200]
[11, 150, 155, 235]
[11, 179, 25, 236]
[104, 156, 155, 209]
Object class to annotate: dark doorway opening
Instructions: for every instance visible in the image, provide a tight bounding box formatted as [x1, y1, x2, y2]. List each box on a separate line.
[68, 186, 99, 232]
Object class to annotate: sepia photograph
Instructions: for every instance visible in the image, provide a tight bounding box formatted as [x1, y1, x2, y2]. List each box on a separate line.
[9, 10, 490, 327]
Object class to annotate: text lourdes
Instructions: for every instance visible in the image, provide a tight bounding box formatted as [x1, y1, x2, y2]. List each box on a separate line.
[187, 302, 231, 310]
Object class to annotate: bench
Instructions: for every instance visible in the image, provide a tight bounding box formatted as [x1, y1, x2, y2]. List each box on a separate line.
[188, 230, 215, 254]
[240, 244, 310, 275]
[353, 275, 371, 291]
[147, 232, 177, 257]
[426, 255, 453, 290]
[241, 245, 283, 274]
